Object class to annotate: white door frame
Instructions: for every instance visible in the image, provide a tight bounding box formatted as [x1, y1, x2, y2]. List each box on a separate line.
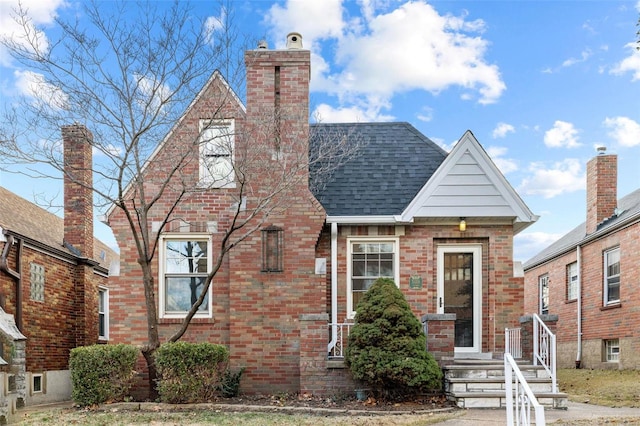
[436, 244, 482, 355]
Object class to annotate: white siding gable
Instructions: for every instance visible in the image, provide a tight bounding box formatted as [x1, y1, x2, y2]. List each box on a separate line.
[400, 130, 537, 233]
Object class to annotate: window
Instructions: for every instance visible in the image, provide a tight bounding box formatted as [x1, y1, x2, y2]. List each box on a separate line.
[261, 226, 283, 272]
[30, 262, 45, 302]
[539, 274, 549, 315]
[604, 339, 620, 362]
[98, 287, 108, 340]
[604, 248, 620, 305]
[32, 374, 43, 393]
[159, 235, 212, 318]
[347, 238, 399, 318]
[199, 119, 235, 187]
[567, 262, 578, 301]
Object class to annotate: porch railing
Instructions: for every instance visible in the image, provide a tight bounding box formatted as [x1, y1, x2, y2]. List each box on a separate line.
[328, 322, 352, 358]
[505, 327, 522, 359]
[505, 353, 546, 426]
[533, 313, 557, 393]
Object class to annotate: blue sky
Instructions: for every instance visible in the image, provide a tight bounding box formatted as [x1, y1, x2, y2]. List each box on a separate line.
[1, 0, 639, 262]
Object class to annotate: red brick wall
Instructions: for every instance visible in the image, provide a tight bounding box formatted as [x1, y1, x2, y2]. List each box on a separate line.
[586, 154, 617, 234]
[524, 221, 640, 368]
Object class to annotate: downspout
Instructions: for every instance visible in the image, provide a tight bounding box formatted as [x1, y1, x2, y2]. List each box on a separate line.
[327, 222, 338, 352]
[575, 244, 582, 368]
[0, 233, 23, 330]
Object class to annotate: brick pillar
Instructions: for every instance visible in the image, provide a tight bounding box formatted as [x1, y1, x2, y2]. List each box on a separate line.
[422, 313, 456, 366]
[519, 314, 558, 362]
[586, 149, 617, 234]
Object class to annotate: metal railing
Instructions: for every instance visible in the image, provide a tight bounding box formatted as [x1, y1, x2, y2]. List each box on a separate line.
[328, 322, 352, 358]
[505, 327, 522, 359]
[505, 353, 546, 426]
[533, 314, 557, 393]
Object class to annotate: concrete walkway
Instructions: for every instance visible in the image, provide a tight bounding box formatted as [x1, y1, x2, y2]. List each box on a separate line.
[434, 401, 640, 424]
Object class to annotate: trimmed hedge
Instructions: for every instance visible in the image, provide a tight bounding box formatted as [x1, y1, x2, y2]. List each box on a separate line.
[345, 278, 442, 399]
[69, 344, 138, 407]
[154, 342, 230, 403]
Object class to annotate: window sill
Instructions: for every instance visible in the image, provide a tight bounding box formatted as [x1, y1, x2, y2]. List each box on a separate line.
[159, 317, 214, 324]
[600, 303, 622, 311]
[565, 299, 577, 304]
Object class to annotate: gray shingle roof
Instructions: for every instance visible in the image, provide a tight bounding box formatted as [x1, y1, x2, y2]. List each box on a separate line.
[310, 122, 447, 216]
[523, 187, 640, 269]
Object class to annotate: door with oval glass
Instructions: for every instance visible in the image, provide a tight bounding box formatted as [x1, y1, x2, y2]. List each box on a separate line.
[437, 245, 482, 355]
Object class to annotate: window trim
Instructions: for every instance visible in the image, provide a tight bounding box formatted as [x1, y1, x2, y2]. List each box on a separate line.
[199, 119, 236, 188]
[346, 237, 400, 320]
[538, 274, 549, 315]
[566, 262, 578, 301]
[603, 247, 620, 306]
[159, 233, 213, 319]
[98, 286, 109, 340]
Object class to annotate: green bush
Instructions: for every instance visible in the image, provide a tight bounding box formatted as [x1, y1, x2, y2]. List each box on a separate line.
[345, 278, 442, 399]
[154, 342, 229, 403]
[220, 367, 246, 398]
[69, 344, 138, 407]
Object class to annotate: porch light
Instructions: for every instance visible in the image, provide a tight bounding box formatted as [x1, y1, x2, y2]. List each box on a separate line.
[459, 218, 467, 232]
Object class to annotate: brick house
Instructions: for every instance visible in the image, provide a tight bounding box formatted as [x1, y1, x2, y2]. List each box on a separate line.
[0, 126, 117, 422]
[523, 149, 640, 369]
[106, 34, 538, 396]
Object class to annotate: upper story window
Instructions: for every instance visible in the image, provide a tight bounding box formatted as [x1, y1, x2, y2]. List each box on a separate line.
[159, 234, 212, 318]
[98, 287, 109, 340]
[604, 247, 620, 305]
[538, 274, 549, 315]
[30, 262, 45, 302]
[199, 119, 235, 188]
[347, 238, 399, 319]
[567, 262, 578, 301]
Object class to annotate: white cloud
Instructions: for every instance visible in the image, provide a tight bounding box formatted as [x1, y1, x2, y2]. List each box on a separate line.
[561, 48, 592, 67]
[204, 6, 226, 43]
[603, 116, 640, 147]
[544, 120, 581, 148]
[518, 158, 584, 198]
[486, 146, 518, 175]
[0, 0, 65, 66]
[135, 73, 171, 112]
[312, 102, 393, 123]
[610, 42, 640, 81]
[492, 122, 515, 138]
[266, 0, 506, 113]
[14, 69, 67, 109]
[416, 106, 433, 122]
[514, 231, 564, 262]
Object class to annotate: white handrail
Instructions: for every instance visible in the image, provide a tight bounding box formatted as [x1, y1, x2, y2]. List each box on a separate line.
[533, 314, 557, 393]
[505, 353, 546, 426]
[328, 322, 352, 358]
[505, 327, 522, 359]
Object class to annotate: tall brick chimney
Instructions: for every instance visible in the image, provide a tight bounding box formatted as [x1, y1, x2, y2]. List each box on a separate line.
[586, 146, 617, 234]
[62, 124, 94, 258]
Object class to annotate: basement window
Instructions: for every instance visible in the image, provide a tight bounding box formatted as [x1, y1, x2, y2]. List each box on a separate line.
[32, 374, 43, 393]
[604, 339, 620, 362]
[261, 226, 284, 272]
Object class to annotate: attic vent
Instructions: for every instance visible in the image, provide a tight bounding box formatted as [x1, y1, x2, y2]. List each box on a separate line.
[286, 32, 303, 49]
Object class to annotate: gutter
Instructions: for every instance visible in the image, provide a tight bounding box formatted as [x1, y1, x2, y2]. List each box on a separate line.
[0, 232, 23, 330]
[576, 244, 582, 368]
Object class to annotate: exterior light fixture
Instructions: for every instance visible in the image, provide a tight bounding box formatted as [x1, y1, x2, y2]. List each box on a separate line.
[459, 218, 467, 232]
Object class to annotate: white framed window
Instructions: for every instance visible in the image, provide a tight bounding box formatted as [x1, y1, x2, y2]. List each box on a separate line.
[539, 274, 549, 315]
[98, 287, 109, 340]
[159, 234, 212, 318]
[567, 262, 578, 301]
[30, 262, 45, 302]
[604, 339, 620, 362]
[346, 238, 399, 319]
[199, 119, 235, 188]
[604, 248, 620, 305]
[31, 373, 44, 394]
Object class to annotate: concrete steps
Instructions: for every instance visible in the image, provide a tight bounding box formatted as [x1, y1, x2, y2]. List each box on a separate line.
[443, 359, 568, 409]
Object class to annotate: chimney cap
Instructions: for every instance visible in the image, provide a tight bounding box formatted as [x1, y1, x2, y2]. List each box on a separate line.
[596, 146, 607, 155]
[257, 40, 268, 49]
[286, 32, 303, 49]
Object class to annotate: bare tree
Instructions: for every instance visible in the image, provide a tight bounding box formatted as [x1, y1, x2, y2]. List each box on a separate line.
[0, 0, 361, 397]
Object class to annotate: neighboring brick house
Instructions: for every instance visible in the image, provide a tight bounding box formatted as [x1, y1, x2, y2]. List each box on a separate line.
[0, 126, 117, 421]
[523, 149, 640, 369]
[106, 34, 538, 396]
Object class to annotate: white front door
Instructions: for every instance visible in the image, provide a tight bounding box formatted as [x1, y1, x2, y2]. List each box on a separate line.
[437, 245, 482, 355]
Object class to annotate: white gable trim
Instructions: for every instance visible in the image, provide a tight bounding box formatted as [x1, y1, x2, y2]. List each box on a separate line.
[399, 130, 537, 233]
[104, 71, 245, 218]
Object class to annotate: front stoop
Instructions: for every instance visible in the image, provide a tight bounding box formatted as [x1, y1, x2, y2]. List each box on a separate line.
[443, 359, 568, 409]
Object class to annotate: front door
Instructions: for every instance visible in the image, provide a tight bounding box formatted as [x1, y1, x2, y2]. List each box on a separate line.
[437, 245, 482, 355]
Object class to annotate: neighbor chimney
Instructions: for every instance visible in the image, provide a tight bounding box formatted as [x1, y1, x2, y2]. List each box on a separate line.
[586, 146, 617, 234]
[62, 124, 94, 258]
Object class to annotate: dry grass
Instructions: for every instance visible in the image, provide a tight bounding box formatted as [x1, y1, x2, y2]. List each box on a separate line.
[558, 368, 640, 407]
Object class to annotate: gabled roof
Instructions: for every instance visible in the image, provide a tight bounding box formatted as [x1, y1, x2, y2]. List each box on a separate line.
[0, 186, 116, 271]
[523, 187, 640, 270]
[400, 130, 538, 233]
[310, 122, 447, 217]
